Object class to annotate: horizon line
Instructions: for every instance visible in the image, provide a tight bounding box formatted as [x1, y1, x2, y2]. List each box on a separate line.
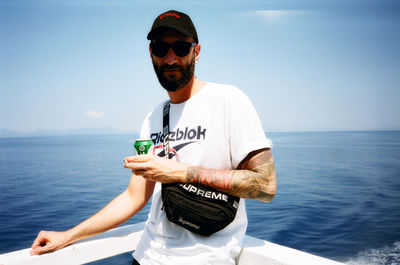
[1, 127, 400, 138]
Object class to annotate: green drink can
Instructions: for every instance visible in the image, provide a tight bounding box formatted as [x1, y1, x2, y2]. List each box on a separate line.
[134, 139, 154, 155]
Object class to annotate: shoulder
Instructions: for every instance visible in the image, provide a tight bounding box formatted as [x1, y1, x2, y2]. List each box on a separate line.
[205, 82, 244, 95]
[144, 100, 169, 121]
[203, 82, 250, 103]
[139, 100, 169, 137]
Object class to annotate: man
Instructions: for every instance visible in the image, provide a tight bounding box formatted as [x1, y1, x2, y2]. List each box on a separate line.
[30, 10, 276, 265]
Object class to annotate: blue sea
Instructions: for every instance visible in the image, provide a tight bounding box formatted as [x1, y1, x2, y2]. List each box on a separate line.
[1, 131, 399, 265]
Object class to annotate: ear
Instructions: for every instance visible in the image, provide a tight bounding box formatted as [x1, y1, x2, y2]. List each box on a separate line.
[195, 43, 201, 64]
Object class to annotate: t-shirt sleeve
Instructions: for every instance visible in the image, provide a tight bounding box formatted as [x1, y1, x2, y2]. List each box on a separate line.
[139, 107, 156, 140]
[139, 114, 150, 139]
[228, 88, 272, 169]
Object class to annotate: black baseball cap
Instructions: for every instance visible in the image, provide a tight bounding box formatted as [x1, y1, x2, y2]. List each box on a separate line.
[147, 10, 198, 43]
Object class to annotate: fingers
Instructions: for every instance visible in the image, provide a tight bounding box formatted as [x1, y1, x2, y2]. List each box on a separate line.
[30, 231, 68, 256]
[124, 154, 152, 163]
[30, 231, 51, 255]
[124, 155, 156, 170]
[124, 162, 149, 171]
[30, 243, 51, 255]
[124, 157, 152, 179]
[31, 231, 51, 249]
[123, 155, 180, 183]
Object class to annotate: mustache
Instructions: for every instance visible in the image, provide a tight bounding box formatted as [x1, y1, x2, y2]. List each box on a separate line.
[160, 64, 184, 72]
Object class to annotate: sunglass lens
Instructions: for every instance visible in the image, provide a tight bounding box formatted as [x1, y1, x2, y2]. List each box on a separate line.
[172, 42, 192, 57]
[151, 42, 169, 57]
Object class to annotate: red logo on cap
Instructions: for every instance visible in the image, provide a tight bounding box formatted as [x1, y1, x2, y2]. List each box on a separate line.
[159, 12, 181, 20]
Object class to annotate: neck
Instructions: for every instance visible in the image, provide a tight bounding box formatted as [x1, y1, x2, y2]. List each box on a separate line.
[167, 77, 206, 104]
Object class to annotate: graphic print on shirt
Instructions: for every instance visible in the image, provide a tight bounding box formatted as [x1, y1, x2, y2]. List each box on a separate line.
[150, 125, 206, 158]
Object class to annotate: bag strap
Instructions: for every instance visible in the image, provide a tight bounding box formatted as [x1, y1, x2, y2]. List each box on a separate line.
[162, 101, 171, 159]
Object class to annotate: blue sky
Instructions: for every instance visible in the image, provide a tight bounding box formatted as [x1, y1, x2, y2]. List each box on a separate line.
[1, 0, 399, 133]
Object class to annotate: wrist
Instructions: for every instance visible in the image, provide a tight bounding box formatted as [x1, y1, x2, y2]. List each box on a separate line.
[64, 230, 73, 246]
[179, 164, 190, 183]
[186, 166, 199, 184]
[65, 231, 70, 245]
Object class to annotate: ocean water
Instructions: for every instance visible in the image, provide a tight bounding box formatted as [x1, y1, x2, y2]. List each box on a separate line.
[0, 131, 399, 265]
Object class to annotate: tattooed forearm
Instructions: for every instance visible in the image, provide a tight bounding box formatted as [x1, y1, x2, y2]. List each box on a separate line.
[186, 167, 233, 192]
[186, 149, 276, 203]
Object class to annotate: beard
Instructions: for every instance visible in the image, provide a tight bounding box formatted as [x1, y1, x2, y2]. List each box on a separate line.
[152, 55, 195, 92]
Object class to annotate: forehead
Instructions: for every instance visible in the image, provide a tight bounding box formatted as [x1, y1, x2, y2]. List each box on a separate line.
[152, 28, 194, 43]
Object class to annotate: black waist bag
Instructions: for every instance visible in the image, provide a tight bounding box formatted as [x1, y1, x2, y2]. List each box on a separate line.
[162, 183, 240, 236]
[160, 101, 239, 236]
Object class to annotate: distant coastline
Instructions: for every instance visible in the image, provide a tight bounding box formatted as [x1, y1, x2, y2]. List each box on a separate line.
[1, 127, 399, 138]
[0, 127, 137, 138]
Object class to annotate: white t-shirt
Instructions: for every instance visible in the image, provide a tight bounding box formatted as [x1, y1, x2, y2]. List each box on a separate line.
[134, 82, 272, 265]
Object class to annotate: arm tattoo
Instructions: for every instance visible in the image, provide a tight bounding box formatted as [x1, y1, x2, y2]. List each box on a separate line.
[186, 149, 276, 202]
[186, 167, 233, 192]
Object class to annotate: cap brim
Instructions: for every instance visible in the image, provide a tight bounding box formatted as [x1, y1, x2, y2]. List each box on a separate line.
[147, 26, 194, 41]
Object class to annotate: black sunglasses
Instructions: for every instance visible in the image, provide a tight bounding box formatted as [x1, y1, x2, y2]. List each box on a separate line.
[150, 41, 196, 58]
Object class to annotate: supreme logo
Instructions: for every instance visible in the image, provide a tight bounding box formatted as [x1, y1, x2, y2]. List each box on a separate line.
[178, 217, 200, 230]
[180, 184, 229, 202]
[160, 12, 180, 20]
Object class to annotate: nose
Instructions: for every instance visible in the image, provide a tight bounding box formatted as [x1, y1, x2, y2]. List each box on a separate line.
[164, 48, 178, 65]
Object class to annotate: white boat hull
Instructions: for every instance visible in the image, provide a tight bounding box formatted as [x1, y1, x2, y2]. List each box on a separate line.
[0, 222, 345, 265]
